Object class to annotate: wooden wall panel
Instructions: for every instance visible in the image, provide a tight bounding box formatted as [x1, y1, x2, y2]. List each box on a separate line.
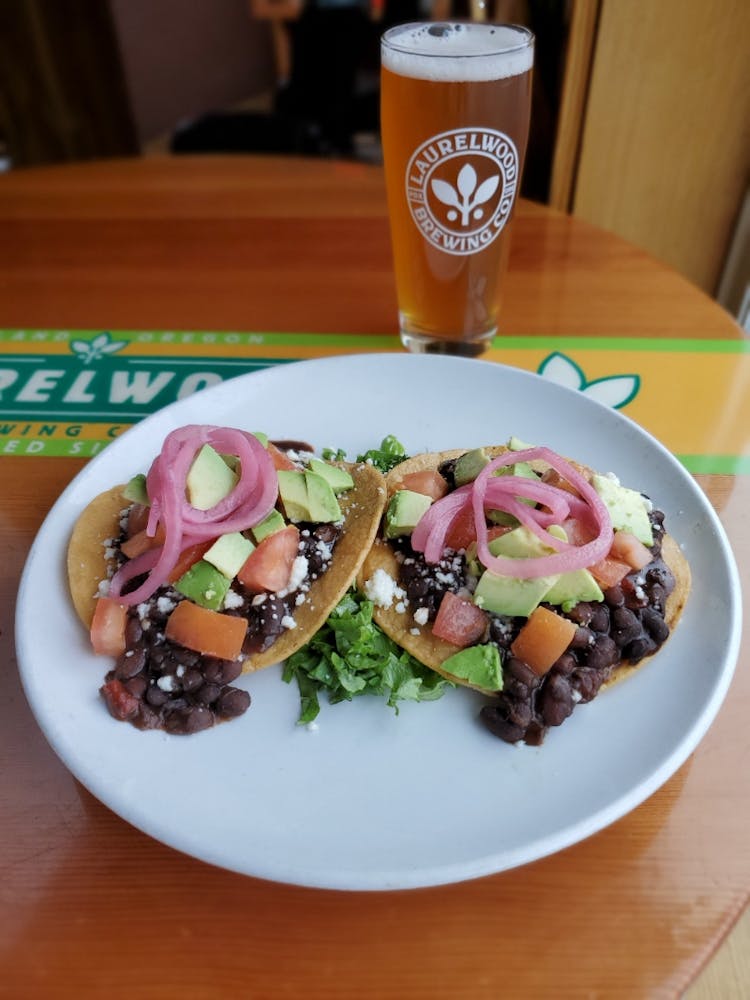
[572, 0, 750, 294]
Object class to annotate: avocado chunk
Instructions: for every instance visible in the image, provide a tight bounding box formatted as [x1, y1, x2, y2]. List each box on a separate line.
[186, 444, 239, 511]
[384, 489, 433, 539]
[123, 473, 149, 506]
[454, 447, 491, 486]
[442, 644, 503, 691]
[277, 469, 342, 522]
[304, 470, 342, 522]
[544, 569, 604, 611]
[307, 457, 354, 493]
[508, 435, 535, 452]
[277, 469, 310, 522]
[487, 462, 539, 526]
[474, 570, 558, 617]
[251, 509, 286, 542]
[203, 532, 255, 579]
[174, 560, 231, 610]
[592, 473, 653, 545]
[486, 524, 555, 560]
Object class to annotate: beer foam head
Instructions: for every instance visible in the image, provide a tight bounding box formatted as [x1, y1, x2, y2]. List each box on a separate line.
[382, 22, 533, 82]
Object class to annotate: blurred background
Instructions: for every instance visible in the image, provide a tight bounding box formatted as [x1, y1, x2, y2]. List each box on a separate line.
[1, 0, 748, 328]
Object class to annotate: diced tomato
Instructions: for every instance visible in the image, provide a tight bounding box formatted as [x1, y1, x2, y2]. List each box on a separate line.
[100, 678, 140, 721]
[511, 606, 577, 676]
[432, 591, 489, 648]
[445, 507, 477, 551]
[267, 442, 297, 471]
[609, 530, 653, 570]
[120, 523, 167, 559]
[165, 601, 247, 660]
[237, 524, 300, 593]
[487, 525, 512, 543]
[166, 541, 214, 582]
[90, 597, 128, 657]
[562, 517, 596, 546]
[399, 470, 449, 501]
[589, 556, 632, 589]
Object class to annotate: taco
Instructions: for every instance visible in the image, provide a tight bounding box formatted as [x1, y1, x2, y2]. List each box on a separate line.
[358, 441, 691, 745]
[67, 424, 386, 734]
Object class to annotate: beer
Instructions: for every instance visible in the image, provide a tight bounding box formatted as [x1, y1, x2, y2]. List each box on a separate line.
[380, 23, 534, 354]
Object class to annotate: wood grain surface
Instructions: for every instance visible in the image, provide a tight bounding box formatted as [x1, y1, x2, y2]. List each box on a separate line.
[0, 156, 746, 999]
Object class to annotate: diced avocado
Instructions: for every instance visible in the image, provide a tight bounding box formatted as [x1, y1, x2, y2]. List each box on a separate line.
[384, 489, 433, 539]
[304, 470, 342, 522]
[251, 509, 286, 543]
[487, 524, 555, 560]
[203, 532, 255, 579]
[508, 435, 535, 451]
[186, 444, 239, 511]
[308, 457, 354, 493]
[544, 569, 604, 611]
[473, 570, 558, 617]
[123, 473, 149, 506]
[487, 462, 539, 525]
[442, 644, 503, 691]
[454, 447, 491, 486]
[592, 473, 653, 545]
[277, 469, 310, 522]
[251, 431, 269, 447]
[174, 560, 231, 610]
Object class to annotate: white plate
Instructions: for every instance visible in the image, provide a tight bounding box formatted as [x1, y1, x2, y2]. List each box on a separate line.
[16, 354, 742, 890]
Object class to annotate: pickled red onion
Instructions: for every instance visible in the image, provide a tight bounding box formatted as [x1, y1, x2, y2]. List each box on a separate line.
[410, 447, 613, 579]
[110, 425, 278, 604]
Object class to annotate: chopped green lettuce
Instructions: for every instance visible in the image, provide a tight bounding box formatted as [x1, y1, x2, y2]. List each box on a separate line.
[282, 591, 450, 724]
[356, 435, 408, 474]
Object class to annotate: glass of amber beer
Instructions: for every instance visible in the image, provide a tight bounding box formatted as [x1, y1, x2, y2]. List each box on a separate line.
[381, 22, 534, 355]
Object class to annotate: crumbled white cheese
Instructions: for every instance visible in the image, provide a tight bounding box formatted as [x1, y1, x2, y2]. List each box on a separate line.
[281, 615, 297, 630]
[176, 664, 186, 678]
[413, 607, 429, 627]
[252, 594, 267, 607]
[363, 568, 405, 608]
[157, 675, 177, 692]
[223, 589, 245, 610]
[410, 627, 421, 636]
[295, 592, 307, 606]
[104, 546, 117, 560]
[156, 596, 176, 615]
[278, 555, 309, 596]
[97, 579, 110, 597]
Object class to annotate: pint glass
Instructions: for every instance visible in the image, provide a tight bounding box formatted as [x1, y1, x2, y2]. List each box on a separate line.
[380, 22, 534, 354]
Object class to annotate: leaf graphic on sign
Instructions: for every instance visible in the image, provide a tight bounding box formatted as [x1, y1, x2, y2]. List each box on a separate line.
[70, 331, 128, 364]
[537, 351, 640, 410]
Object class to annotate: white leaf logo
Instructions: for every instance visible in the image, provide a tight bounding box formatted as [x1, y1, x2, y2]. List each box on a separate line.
[538, 352, 640, 410]
[430, 162, 502, 226]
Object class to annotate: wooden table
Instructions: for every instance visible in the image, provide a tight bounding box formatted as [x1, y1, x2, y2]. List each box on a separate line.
[0, 156, 746, 998]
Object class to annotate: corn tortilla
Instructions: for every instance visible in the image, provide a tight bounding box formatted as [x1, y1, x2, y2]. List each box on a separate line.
[358, 447, 691, 694]
[67, 462, 387, 671]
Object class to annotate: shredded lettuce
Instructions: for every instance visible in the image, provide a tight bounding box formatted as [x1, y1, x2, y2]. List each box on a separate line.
[283, 591, 451, 724]
[356, 435, 408, 474]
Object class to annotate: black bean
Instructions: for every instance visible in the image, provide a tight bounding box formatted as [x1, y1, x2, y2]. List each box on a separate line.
[539, 673, 574, 728]
[203, 657, 242, 685]
[480, 703, 527, 744]
[125, 616, 144, 646]
[180, 668, 204, 693]
[216, 687, 251, 719]
[572, 667, 605, 703]
[641, 607, 670, 644]
[566, 602, 594, 626]
[172, 646, 200, 667]
[163, 706, 214, 735]
[505, 656, 540, 690]
[552, 652, 578, 675]
[123, 674, 147, 698]
[624, 634, 658, 663]
[603, 585, 625, 609]
[611, 606, 642, 649]
[114, 647, 147, 680]
[194, 682, 221, 706]
[588, 604, 611, 633]
[569, 626, 595, 651]
[134, 703, 161, 730]
[145, 683, 169, 708]
[585, 635, 619, 671]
